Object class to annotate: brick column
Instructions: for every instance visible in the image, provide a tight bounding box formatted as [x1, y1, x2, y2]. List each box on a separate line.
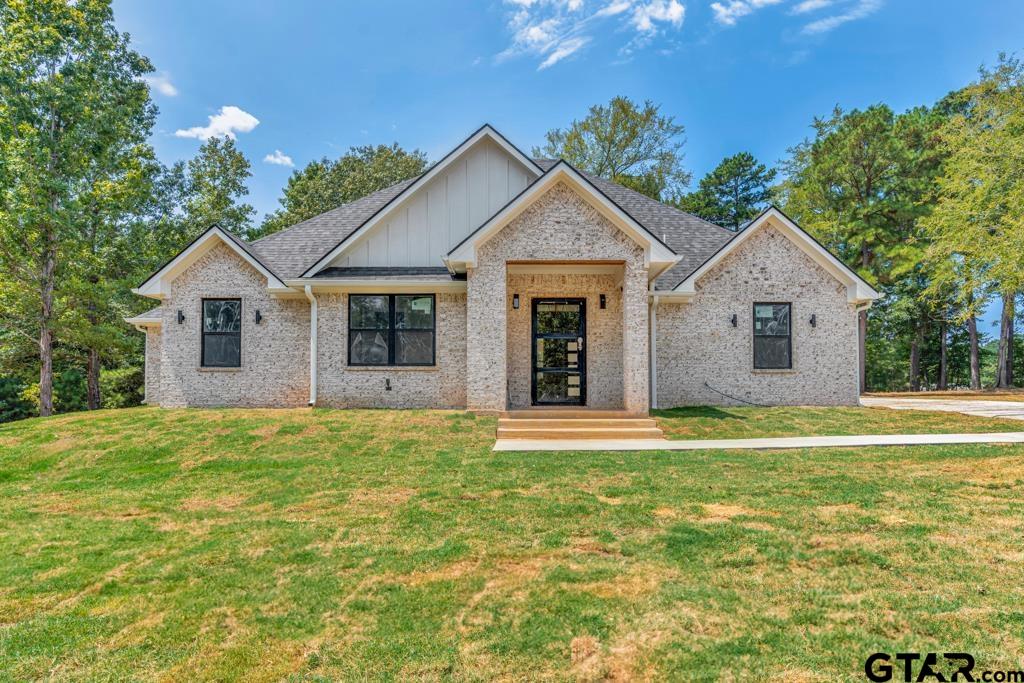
[621, 261, 650, 415]
[466, 260, 507, 412]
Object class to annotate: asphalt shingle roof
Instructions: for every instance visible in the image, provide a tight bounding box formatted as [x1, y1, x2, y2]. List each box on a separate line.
[243, 159, 735, 289]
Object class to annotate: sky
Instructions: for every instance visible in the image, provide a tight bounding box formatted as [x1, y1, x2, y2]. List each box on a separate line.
[114, 0, 1022, 328]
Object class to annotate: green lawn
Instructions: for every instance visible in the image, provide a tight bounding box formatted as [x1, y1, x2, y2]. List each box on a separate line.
[1, 407, 1023, 681]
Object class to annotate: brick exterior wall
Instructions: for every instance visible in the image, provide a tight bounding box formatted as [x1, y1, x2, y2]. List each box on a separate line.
[466, 182, 649, 413]
[506, 273, 623, 409]
[144, 327, 161, 404]
[158, 242, 310, 408]
[314, 292, 467, 408]
[655, 224, 860, 407]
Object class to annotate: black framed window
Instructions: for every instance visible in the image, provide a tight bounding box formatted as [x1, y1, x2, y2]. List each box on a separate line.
[201, 298, 241, 367]
[753, 303, 791, 369]
[349, 294, 435, 366]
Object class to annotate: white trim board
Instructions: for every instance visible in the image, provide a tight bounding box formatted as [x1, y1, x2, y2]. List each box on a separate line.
[672, 207, 880, 305]
[446, 162, 679, 272]
[301, 125, 543, 278]
[134, 226, 289, 300]
[284, 278, 467, 294]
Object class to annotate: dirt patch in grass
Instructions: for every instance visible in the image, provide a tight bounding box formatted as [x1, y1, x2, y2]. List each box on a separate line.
[348, 487, 416, 506]
[180, 494, 247, 512]
[701, 503, 765, 522]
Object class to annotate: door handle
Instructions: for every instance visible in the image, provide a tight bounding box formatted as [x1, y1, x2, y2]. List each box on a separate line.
[577, 336, 584, 351]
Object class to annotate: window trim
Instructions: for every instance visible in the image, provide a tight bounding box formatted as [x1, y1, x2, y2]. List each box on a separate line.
[200, 297, 242, 368]
[347, 294, 436, 367]
[752, 302, 792, 370]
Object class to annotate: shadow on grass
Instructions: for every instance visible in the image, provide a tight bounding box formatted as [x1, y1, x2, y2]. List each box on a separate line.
[653, 406, 747, 420]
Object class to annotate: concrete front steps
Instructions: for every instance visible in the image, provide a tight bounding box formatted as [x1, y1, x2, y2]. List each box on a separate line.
[497, 409, 665, 440]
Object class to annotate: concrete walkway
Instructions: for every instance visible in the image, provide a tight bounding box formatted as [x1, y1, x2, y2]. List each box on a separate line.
[493, 432, 1024, 452]
[860, 396, 1024, 421]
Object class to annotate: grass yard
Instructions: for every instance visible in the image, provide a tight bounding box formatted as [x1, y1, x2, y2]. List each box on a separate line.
[2, 407, 1024, 681]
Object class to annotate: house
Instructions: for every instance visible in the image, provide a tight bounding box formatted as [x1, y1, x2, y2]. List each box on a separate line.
[127, 124, 879, 414]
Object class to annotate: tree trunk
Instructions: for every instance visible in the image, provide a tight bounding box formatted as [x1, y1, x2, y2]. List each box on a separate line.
[968, 312, 981, 390]
[858, 309, 867, 393]
[997, 292, 1016, 388]
[39, 231, 56, 417]
[938, 320, 948, 390]
[87, 347, 101, 410]
[909, 325, 922, 392]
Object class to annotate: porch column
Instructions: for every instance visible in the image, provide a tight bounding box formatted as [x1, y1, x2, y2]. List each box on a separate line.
[621, 261, 650, 414]
[466, 260, 507, 412]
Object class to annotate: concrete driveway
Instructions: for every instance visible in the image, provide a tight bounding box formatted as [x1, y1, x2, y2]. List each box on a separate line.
[861, 396, 1024, 421]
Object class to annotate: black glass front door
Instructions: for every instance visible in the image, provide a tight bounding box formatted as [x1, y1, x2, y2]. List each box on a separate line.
[531, 298, 586, 406]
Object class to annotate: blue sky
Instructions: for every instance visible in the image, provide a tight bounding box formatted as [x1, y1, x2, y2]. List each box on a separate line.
[115, 0, 1021, 327]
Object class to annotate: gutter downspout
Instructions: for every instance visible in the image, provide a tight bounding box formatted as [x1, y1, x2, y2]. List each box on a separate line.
[304, 285, 318, 406]
[649, 295, 658, 411]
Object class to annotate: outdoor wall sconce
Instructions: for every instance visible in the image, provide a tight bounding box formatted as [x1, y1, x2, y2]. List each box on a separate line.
[255, 310, 262, 325]
[600, 294, 607, 309]
[385, 378, 392, 391]
[730, 313, 737, 328]
[177, 310, 185, 325]
[512, 294, 520, 310]
[809, 314, 817, 328]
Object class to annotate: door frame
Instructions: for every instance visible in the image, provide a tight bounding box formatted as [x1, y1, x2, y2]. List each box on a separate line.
[530, 297, 587, 406]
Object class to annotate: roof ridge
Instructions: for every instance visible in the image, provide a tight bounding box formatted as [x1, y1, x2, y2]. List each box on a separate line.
[250, 175, 421, 246]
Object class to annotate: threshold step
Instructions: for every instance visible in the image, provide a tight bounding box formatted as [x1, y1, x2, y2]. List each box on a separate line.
[501, 409, 638, 419]
[498, 418, 658, 429]
[495, 427, 666, 440]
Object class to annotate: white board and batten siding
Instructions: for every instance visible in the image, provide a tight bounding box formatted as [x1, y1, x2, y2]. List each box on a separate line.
[328, 138, 535, 268]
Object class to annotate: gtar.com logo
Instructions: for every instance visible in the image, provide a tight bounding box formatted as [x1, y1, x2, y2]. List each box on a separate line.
[865, 652, 1024, 682]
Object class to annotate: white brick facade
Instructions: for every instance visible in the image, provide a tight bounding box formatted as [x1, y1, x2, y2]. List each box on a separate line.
[655, 224, 860, 407]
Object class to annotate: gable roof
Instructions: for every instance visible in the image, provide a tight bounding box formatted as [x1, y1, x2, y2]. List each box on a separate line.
[298, 124, 544, 278]
[135, 225, 289, 299]
[445, 160, 679, 271]
[671, 206, 880, 303]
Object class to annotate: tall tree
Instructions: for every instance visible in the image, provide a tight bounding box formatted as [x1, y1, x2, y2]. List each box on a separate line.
[254, 143, 427, 240]
[674, 152, 776, 230]
[181, 136, 255, 240]
[0, 0, 155, 416]
[534, 96, 690, 200]
[780, 104, 945, 392]
[922, 54, 1024, 389]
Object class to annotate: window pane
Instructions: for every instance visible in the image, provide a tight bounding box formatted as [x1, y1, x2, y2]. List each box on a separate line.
[754, 336, 790, 369]
[395, 296, 434, 329]
[350, 329, 389, 365]
[396, 330, 433, 364]
[535, 303, 580, 334]
[535, 338, 579, 369]
[204, 300, 240, 332]
[754, 304, 790, 336]
[350, 295, 389, 329]
[203, 334, 240, 367]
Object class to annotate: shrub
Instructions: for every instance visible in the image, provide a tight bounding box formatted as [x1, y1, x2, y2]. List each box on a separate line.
[0, 377, 35, 423]
[54, 370, 88, 414]
[101, 366, 144, 408]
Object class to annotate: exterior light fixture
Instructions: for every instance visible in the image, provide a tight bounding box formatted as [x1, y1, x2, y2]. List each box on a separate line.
[385, 378, 392, 391]
[600, 294, 607, 309]
[512, 294, 520, 310]
[809, 314, 817, 328]
[255, 310, 262, 325]
[730, 313, 737, 328]
[177, 310, 185, 324]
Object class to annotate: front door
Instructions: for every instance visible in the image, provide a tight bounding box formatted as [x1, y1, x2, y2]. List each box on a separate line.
[531, 298, 586, 406]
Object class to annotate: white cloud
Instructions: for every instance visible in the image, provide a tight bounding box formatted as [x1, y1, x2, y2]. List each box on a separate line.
[710, 0, 781, 26]
[497, 0, 686, 69]
[792, 0, 832, 13]
[631, 0, 685, 32]
[174, 106, 260, 141]
[263, 149, 294, 167]
[143, 72, 177, 97]
[539, 36, 591, 69]
[801, 0, 881, 34]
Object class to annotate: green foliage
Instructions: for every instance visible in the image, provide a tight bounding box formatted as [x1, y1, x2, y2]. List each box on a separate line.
[534, 96, 690, 200]
[674, 152, 776, 230]
[99, 366, 144, 408]
[0, 377, 34, 423]
[182, 136, 255, 239]
[54, 370, 87, 413]
[254, 144, 427, 240]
